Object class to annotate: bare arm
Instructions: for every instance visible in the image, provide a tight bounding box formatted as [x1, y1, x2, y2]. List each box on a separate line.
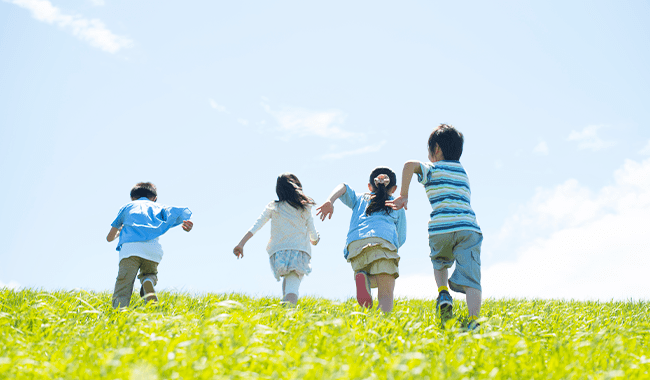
[106, 226, 121, 242]
[233, 231, 253, 259]
[386, 161, 422, 210]
[316, 183, 347, 221]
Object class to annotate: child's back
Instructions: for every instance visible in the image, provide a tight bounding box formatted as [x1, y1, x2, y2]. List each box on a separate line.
[113, 198, 192, 252]
[252, 200, 318, 255]
[417, 160, 480, 236]
[233, 173, 319, 306]
[317, 167, 407, 313]
[106, 182, 193, 308]
[389, 124, 483, 330]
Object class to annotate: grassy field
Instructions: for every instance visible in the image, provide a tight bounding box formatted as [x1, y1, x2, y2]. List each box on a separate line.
[0, 289, 649, 379]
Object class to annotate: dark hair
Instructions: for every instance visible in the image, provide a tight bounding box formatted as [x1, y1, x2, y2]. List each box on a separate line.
[428, 124, 464, 161]
[276, 173, 315, 210]
[366, 167, 397, 216]
[130, 182, 157, 200]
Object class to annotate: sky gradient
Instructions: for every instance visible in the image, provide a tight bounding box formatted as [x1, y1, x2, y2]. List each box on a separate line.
[1, 1, 649, 301]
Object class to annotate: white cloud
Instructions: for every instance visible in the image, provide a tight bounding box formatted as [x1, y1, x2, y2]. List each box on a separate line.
[394, 158, 650, 301]
[262, 102, 362, 140]
[485, 157, 650, 300]
[320, 141, 386, 160]
[533, 141, 549, 155]
[89, 0, 104, 6]
[6, 0, 132, 53]
[209, 99, 227, 113]
[237, 118, 249, 126]
[567, 125, 614, 151]
[0, 280, 21, 290]
[640, 140, 650, 155]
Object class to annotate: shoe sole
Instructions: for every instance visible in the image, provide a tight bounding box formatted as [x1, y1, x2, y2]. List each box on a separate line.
[439, 303, 453, 318]
[437, 297, 453, 319]
[354, 273, 372, 308]
[142, 280, 158, 303]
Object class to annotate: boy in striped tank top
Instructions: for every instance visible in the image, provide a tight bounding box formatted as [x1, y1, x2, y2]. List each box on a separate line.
[387, 124, 482, 330]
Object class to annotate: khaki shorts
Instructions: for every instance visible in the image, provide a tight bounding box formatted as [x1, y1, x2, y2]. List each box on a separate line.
[429, 230, 482, 293]
[348, 237, 400, 279]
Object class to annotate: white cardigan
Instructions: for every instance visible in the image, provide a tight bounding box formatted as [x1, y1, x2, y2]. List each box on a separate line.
[249, 201, 319, 256]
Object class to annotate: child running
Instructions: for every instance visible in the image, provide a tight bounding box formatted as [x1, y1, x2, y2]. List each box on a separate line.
[233, 173, 319, 305]
[106, 182, 193, 308]
[317, 167, 406, 313]
[387, 124, 483, 330]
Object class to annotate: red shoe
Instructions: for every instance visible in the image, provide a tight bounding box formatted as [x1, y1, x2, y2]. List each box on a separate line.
[355, 272, 372, 308]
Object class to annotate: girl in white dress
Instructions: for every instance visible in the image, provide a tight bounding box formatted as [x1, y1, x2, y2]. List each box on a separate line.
[233, 173, 320, 305]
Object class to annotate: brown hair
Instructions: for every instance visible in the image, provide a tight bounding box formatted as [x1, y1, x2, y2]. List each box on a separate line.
[428, 124, 464, 161]
[365, 167, 397, 216]
[276, 173, 315, 210]
[130, 182, 157, 200]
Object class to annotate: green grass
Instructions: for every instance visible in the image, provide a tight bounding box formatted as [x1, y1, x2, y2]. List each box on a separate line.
[1, 289, 649, 379]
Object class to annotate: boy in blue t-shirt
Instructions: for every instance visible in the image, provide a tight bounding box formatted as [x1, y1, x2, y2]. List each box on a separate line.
[387, 124, 482, 330]
[106, 182, 193, 308]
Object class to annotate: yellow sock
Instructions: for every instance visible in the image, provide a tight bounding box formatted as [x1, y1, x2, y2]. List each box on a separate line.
[469, 315, 478, 322]
[438, 286, 449, 293]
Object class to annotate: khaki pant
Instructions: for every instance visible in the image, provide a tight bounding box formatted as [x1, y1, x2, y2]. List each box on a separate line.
[112, 256, 159, 308]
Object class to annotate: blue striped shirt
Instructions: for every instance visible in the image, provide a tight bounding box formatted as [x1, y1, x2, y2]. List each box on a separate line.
[417, 161, 481, 236]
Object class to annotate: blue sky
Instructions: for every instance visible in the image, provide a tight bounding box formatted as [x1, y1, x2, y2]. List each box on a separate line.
[1, 1, 649, 301]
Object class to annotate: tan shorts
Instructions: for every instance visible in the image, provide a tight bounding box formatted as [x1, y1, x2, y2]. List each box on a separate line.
[112, 256, 158, 308]
[347, 237, 400, 279]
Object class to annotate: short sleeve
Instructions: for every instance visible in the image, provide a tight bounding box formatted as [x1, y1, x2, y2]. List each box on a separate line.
[417, 162, 430, 184]
[111, 206, 127, 228]
[339, 184, 358, 209]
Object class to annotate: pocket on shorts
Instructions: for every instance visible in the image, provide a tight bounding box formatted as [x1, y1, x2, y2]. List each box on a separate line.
[116, 264, 132, 281]
[115, 270, 128, 281]
[471, 250, 481, 266]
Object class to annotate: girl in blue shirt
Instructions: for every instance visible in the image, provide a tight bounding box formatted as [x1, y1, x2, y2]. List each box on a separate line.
[317, 167, 406, 313]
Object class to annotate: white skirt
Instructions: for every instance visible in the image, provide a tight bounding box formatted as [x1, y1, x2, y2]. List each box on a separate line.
[269, 250, 312, 281]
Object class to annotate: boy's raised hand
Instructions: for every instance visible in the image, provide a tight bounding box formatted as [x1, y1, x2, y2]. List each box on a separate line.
[233, 245, 244, 259]
[386, 195, 408, 210]
[182, 220, 194, 232]
[316, 201, 334, 221]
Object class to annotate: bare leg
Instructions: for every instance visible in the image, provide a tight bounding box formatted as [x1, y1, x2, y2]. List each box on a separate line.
[368, 275, 378, 288]
[376, 274, 395, 313]
[434, 268, 449, 289]
[464, 286, 482, 319]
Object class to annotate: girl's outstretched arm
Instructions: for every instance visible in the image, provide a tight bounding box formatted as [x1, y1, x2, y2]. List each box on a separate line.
[306, 209, 320, 245]
[233, 232, 253, 259]
[235, 204, 272, 258]
[316, 183, 347, 221]
[386, 161, 422, 210]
